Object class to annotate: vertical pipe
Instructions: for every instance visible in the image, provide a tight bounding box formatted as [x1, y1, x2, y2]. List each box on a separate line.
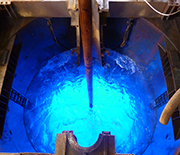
[78, 0, 93, 108]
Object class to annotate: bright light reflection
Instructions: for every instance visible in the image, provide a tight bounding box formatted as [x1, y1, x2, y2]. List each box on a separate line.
[49, 76, 133, 146]
[24, 49, 156, 154]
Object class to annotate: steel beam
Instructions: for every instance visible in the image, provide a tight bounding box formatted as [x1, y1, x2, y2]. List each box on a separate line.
[109, 2, 168, 18]
[12, 1, 70, 17]
[1, 0, 177, 18]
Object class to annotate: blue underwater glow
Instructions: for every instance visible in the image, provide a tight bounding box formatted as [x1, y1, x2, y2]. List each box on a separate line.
[24, 49, 157, 154]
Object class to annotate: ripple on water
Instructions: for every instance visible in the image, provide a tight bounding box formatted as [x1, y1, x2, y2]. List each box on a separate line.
[25, 49, 157, 154]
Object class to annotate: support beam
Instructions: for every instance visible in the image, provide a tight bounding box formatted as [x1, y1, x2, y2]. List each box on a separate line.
[92, 0, 102, 65]
[149, 18, 180, 140]
[78, 0, 93, 108]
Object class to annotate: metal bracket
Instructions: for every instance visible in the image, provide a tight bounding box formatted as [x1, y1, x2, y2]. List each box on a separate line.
[55, 131, 115, 155]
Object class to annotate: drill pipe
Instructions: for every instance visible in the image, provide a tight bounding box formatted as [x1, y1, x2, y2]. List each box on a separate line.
[78, 0, 93, 108]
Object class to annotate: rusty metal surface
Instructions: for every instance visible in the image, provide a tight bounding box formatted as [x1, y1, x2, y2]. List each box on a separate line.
[109, 2, 168, 18]
[147, 18, 180, 93]
[78, 0, 93, 108]
[12, 1, 70, 17]
[0, 131, 136, 155]
[55, 133, 67, 155]
[9, 0, 173, 18]
[146, 18, 180, 52]
[56, 131, 115, 155]
[146, 18, 180, 97]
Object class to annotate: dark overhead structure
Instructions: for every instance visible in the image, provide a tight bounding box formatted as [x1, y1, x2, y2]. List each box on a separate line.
[0, 0, 180, 154]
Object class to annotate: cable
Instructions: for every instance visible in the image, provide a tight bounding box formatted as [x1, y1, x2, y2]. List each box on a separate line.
[144, 0, 180, 16]
[46, 19, 70, 50]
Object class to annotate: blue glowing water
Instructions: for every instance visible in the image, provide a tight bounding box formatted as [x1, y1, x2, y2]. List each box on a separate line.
[24, 49, 157, 154]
